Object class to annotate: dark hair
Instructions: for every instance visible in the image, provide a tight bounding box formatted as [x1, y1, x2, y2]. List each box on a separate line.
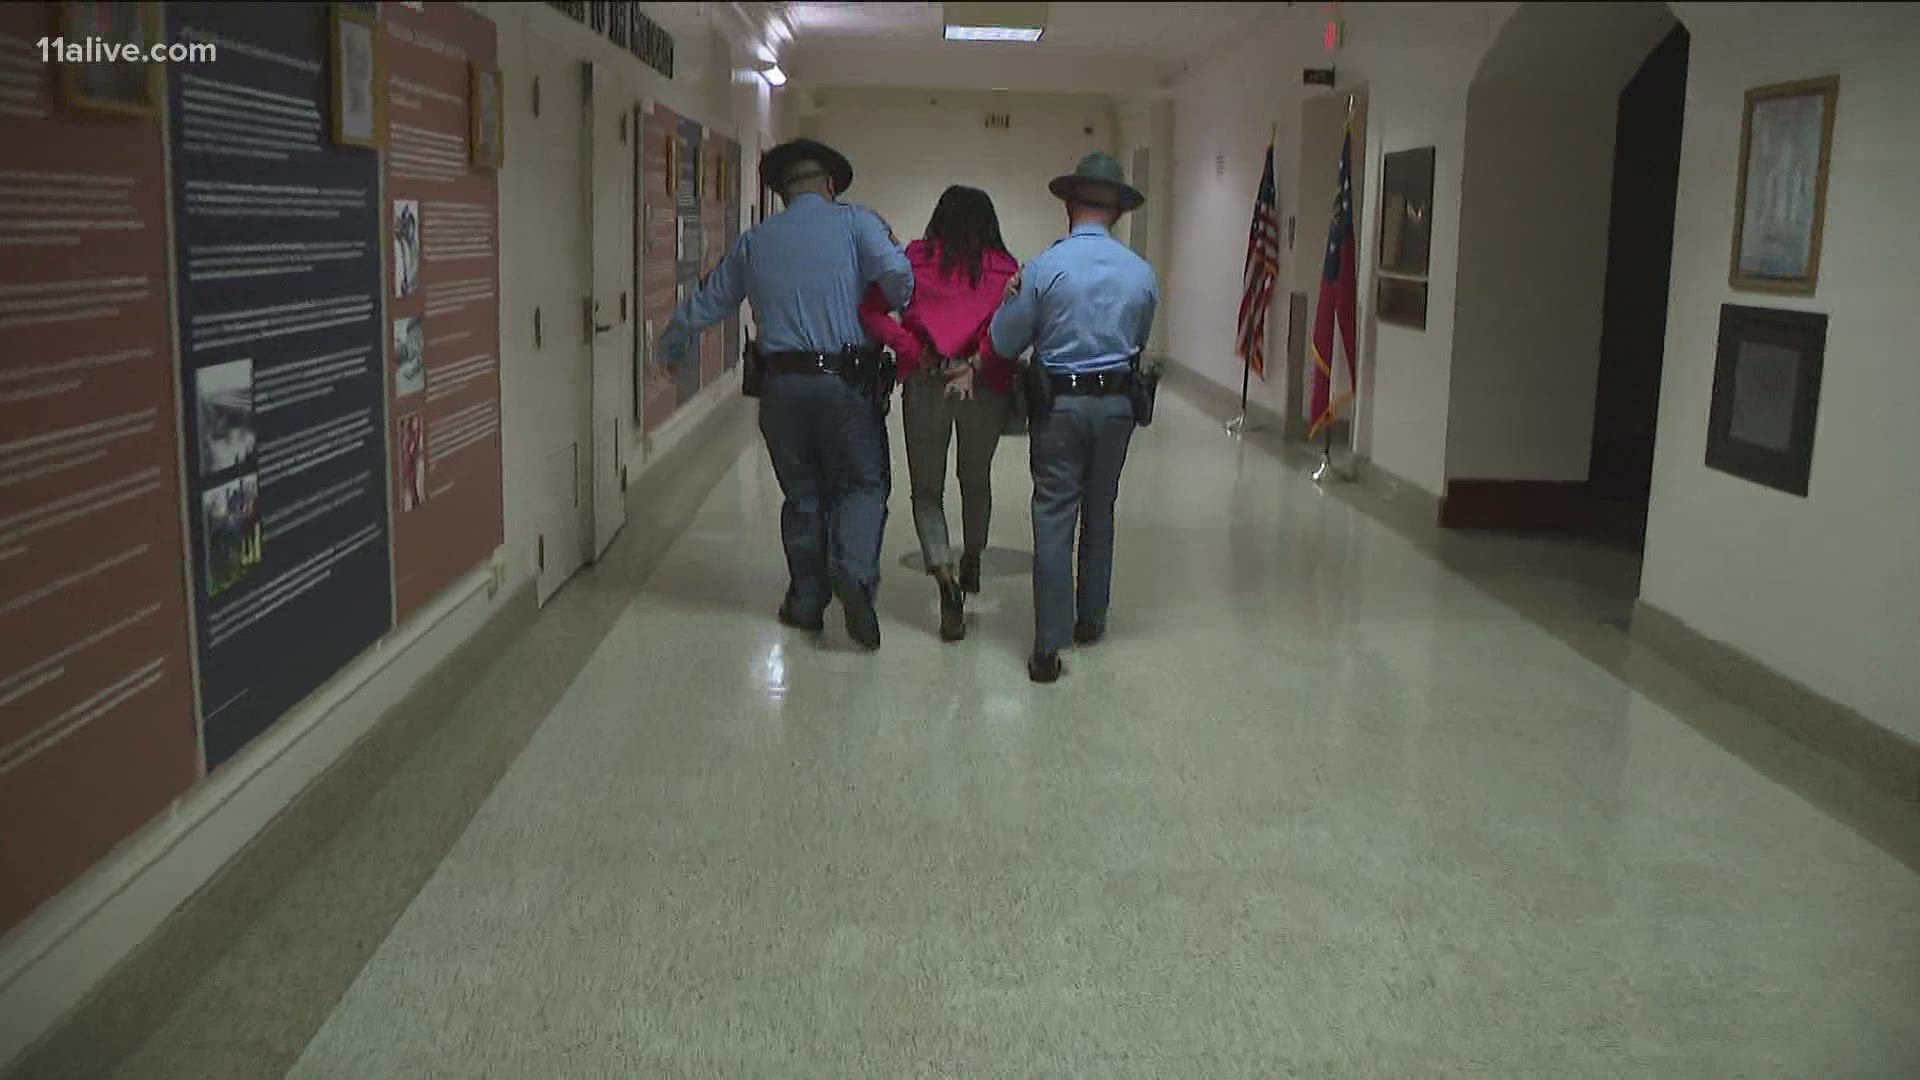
[923, 185, 1012, 286]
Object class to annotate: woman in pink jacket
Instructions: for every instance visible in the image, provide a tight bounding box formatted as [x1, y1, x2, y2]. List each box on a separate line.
[859, 185, 1020, 643]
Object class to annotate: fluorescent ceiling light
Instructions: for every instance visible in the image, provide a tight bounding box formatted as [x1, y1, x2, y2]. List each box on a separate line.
[944, 2, 1047, 43]
[759, 64, 787, 87]
[944, 25, 1043, 41]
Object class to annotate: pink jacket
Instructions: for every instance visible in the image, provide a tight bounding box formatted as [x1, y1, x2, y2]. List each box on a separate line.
[859, 240, 1019, 394]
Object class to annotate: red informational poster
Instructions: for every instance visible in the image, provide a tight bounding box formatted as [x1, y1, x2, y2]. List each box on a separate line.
[0, 3, 199, 934]
[381, 3, 504, 621]
[699, 134, 726, 386]
[639, 101, 686, 434]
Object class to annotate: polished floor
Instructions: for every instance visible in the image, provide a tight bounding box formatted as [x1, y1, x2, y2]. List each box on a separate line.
[34, 388, 1920, 1078]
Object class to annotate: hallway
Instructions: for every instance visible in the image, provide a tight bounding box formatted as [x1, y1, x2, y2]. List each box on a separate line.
[54, 387, 1913, 1078]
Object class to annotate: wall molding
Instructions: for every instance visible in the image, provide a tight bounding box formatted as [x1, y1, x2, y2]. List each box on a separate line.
[0, 559, 529, 1069]
[1631, 601, 1920, 804]
[2, 393, 755, 1075]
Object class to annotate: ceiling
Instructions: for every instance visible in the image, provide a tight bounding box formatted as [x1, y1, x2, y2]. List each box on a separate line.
[753, 2, 1292, 82]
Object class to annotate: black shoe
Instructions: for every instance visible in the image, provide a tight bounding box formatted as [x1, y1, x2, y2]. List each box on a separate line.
[936, 571, 966, 642]
[1073, 620, 1105, 646]
[777, 602, 824, 633]
[833, 575, 881, 650]
[958, 551, 982, 595]
[1028, 651, 1063, 683]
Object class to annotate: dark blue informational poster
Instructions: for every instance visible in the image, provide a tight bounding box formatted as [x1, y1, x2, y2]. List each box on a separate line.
[672, 114, 703, 408]
[167, 3, 393, 768]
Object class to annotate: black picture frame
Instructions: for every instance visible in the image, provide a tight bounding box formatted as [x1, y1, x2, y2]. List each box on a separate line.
[1378, 146, 1434, 276]
[1376, 276, 1427, 330]
[1705, 304, 1827, 497]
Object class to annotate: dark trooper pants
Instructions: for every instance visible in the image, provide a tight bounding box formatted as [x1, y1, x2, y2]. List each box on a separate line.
[758, 372, 891, 619]
[1028, 393, 1136, 656]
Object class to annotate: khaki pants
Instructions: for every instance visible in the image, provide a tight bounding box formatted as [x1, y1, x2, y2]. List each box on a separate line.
[901, 373, 1010, 571]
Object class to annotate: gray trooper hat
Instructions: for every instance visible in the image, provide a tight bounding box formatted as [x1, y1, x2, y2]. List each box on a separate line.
[1048, 151, 1144, 213]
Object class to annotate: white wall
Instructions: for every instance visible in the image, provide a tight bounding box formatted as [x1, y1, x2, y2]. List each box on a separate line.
[0, 3, 775, 1066]
[1444, 92, 1620, 481]
[1116, 97, 1175, 358]
[1445, 2, 1676, 483]
[1335, 3, 1515, 493]
[1163, 5, 1325, 418]
[806, 87, 1118, 265]
[1640, 2, 1920, 739]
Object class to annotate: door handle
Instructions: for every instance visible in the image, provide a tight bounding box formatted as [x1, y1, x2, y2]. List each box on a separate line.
[594, 322, 614, 334]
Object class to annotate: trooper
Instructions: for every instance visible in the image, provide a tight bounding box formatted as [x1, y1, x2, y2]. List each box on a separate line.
[654, 139, 912, 650]
[988, 152, 1159, 684]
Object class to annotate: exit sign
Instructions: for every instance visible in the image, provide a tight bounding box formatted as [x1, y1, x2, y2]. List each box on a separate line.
[1323, 17, 1342, 53]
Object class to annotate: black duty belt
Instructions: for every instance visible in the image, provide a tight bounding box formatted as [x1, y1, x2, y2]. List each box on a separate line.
[1048, 368, 1132, 395]
[760, 350, 850, 376]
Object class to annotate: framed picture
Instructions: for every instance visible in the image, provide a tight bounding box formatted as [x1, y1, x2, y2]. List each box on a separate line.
[1376, 277, 1428, 331]
[1730, 76, 1839, 295]
[55, 1, 163, 116]
[1704, 304, 1827, 497]
[329, 3, 382, 148]
[1378, 146, 1435, 277]
[469, 63, 505, 169]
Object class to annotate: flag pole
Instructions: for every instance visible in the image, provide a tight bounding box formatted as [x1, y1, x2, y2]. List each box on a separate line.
[1226, 122, 1279, 440]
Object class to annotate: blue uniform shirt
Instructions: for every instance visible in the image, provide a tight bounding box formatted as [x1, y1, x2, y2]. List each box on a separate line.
[989, 222, 1158, 375]
[656, 193, 912, 364]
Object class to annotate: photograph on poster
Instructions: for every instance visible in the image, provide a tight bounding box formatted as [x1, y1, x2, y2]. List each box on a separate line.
[202, 473, 262, 598]
[398, 413, 427, 511]
[393, 198, 421, 299]
[56, 1, 163, 115]
[330, 4, 381, 148]
[195, 358, 256, 476]
[470, 64, 504, 169]
[393, 315, 425, 397]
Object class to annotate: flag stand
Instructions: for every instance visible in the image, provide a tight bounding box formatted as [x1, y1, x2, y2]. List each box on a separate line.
[1224, 351, 1260, 438]
[1311, 423, 1346, 485]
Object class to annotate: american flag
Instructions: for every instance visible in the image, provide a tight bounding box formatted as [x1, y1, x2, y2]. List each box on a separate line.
[1235, 143, 1281, 381]
[1309, 123, 1358, 438]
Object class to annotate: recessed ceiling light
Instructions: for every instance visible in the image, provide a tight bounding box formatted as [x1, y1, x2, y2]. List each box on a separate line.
[944, 25, 1044, 42]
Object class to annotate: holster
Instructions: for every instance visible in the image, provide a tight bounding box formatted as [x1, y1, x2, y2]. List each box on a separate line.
[1126, 352, 1159, 427]
[1020, 360, 1055, 426]
[843, 345, 896, 420]
[741, 339, 765, 398]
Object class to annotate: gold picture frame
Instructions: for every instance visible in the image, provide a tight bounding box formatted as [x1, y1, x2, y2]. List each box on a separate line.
[469, 62, 505, 169]
[1729, 75, 1839, 295]
[328, 3, 384, 148]
[55, 1, 164, 117]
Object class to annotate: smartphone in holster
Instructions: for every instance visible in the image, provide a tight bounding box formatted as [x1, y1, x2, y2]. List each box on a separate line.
[1021, 361, 1055, 427]
[1126, 352, 1159, 427]
[741, 339, 764, 398]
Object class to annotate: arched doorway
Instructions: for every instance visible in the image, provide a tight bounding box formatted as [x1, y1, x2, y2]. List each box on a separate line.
[1441, 2, 1688, 550]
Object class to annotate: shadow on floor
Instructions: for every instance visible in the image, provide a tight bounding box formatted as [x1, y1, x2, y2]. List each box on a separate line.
[897, 545, 1030, 578]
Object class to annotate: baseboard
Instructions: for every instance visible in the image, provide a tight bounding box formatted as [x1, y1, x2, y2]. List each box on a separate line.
[1, 389, 756, 1078]
[1631, 600, 1920, 803]
[634, 366, 742, 480]
[1349, 456, 1444, 530]
[0, 564, 537, 1070]
[1439, 478, 1597, 532]
[1162, 362, 1290, 433]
